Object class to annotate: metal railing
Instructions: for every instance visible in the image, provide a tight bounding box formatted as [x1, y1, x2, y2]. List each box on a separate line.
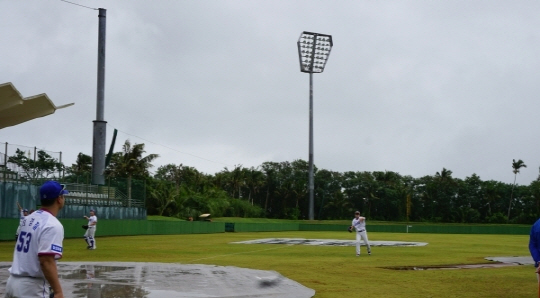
[63, 182, 130, 207]
[0, 173, 145, 208]
[62, 182, 145, 208]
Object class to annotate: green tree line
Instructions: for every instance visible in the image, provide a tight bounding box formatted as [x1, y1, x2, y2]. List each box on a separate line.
[6, 141, 538, 224]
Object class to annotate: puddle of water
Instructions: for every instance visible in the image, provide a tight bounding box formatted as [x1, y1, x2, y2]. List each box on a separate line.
[0, 262, 315, 298]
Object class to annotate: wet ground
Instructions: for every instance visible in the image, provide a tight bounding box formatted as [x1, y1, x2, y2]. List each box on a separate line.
[0, 239, 533, 297]
[235, 239, 534, 270]
[0, 262, 315, 298]
[380, 256, 534, 270]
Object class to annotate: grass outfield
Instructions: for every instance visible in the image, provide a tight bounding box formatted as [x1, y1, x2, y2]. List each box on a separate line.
[0, 231, 535, 297]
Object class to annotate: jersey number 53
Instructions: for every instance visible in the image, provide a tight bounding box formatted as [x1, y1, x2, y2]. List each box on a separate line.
[16, 231, 32, 253]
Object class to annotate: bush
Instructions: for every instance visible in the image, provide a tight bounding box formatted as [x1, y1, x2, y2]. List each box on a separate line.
[225, 199, 264, 218]
[486, 212, 506, 224]
[284, 208, 301, 220]
[464, 208, 481, 223]
[510, 212, 538, 225]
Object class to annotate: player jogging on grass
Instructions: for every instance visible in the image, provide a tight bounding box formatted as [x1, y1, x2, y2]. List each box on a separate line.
[351, 210, 371, 256]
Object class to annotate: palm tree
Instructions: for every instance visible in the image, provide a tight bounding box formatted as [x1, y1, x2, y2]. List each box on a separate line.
[530, 176, 540, 218]
[107, 140, 159, 206]
[507, 159, 527, 222]
[149, 180, 179, 216]
[230, 165, 245, 199]
[68, 153, 92, 183]
[261, 162, 280, 214]
[243, 167, 265, 205]
[482, 180, 501, 217]
[221, 165, 245, 199]
[322, 196, 345, 219]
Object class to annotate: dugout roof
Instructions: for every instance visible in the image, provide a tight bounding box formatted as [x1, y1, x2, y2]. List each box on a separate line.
[0, 82, 74, 129]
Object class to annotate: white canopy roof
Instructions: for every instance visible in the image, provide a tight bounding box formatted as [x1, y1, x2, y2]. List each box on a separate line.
[0, 82, 74, 129]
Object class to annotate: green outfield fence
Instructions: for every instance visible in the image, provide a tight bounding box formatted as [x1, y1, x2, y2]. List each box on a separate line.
[1, 219, 224, 241]
[0, 220, 532, 241]
[227, 223, 531, 235]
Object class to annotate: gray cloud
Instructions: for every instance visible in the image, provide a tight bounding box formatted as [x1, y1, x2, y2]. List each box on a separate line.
[2, 0, 539, 185]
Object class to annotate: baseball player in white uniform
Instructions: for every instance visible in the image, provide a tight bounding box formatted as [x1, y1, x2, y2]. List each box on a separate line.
[351, 210, 371, 256]
[15, 202, 29, 240]
[5, 181, 68, 298]
[84, 209, 98, 250]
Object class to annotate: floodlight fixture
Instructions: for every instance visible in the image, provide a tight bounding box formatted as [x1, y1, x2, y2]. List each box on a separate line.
[297, 31, 333, 220]
[297, 31, 333, 74]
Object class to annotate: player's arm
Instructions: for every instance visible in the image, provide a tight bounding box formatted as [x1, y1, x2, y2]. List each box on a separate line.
[16, 201, 22, 211]
[39, 254, 64, 298]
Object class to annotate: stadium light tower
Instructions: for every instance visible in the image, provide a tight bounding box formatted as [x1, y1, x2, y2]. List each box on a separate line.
[297, 31, 333, 220]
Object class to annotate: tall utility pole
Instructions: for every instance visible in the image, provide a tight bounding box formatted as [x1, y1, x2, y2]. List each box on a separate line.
[92, 8, 107, 185]
[297, 31, 333, 220]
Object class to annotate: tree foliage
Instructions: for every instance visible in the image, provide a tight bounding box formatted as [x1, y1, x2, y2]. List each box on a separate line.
[7, 148, 63, 181]
[105, 140, 159, 204]
[508, 159, 527, 222]
[49, 143, 538, 224]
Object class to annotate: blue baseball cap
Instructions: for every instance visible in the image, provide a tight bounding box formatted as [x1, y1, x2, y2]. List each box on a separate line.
[40, 181, 69, 200]
[23, 209, 28, 212]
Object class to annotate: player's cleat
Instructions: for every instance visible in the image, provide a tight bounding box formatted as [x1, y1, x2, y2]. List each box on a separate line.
[87, 246, 92, 249]
[368, 251, 371, 255]
[356, 254, 360, 257]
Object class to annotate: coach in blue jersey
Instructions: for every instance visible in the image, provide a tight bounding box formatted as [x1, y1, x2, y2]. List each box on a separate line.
[5, 181, 68, 298]
[529, 218, 540, 279]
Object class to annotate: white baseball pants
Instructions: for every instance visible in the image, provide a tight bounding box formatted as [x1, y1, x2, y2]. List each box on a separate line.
[5, 275, 50, 298]
[356, 230, 371, 255]
[84, 226, 97, 249]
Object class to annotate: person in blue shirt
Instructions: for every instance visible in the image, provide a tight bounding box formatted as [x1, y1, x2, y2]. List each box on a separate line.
[528, 218, 540, 277]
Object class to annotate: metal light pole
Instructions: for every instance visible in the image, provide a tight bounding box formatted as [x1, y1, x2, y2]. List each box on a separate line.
[92, 8, 107, 185]
[297, 31, 333, 220]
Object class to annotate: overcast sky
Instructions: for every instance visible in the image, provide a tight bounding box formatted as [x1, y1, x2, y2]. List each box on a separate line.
[2, 0, 540, 185]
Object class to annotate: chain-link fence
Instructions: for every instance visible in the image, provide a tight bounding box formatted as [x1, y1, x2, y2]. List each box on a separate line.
[0, 180, 36, 218]
[0, 178, 146, 219]
[1, 175, 146, 220]
[0, 142, 64, 181]
[1, 140, 145, 205]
